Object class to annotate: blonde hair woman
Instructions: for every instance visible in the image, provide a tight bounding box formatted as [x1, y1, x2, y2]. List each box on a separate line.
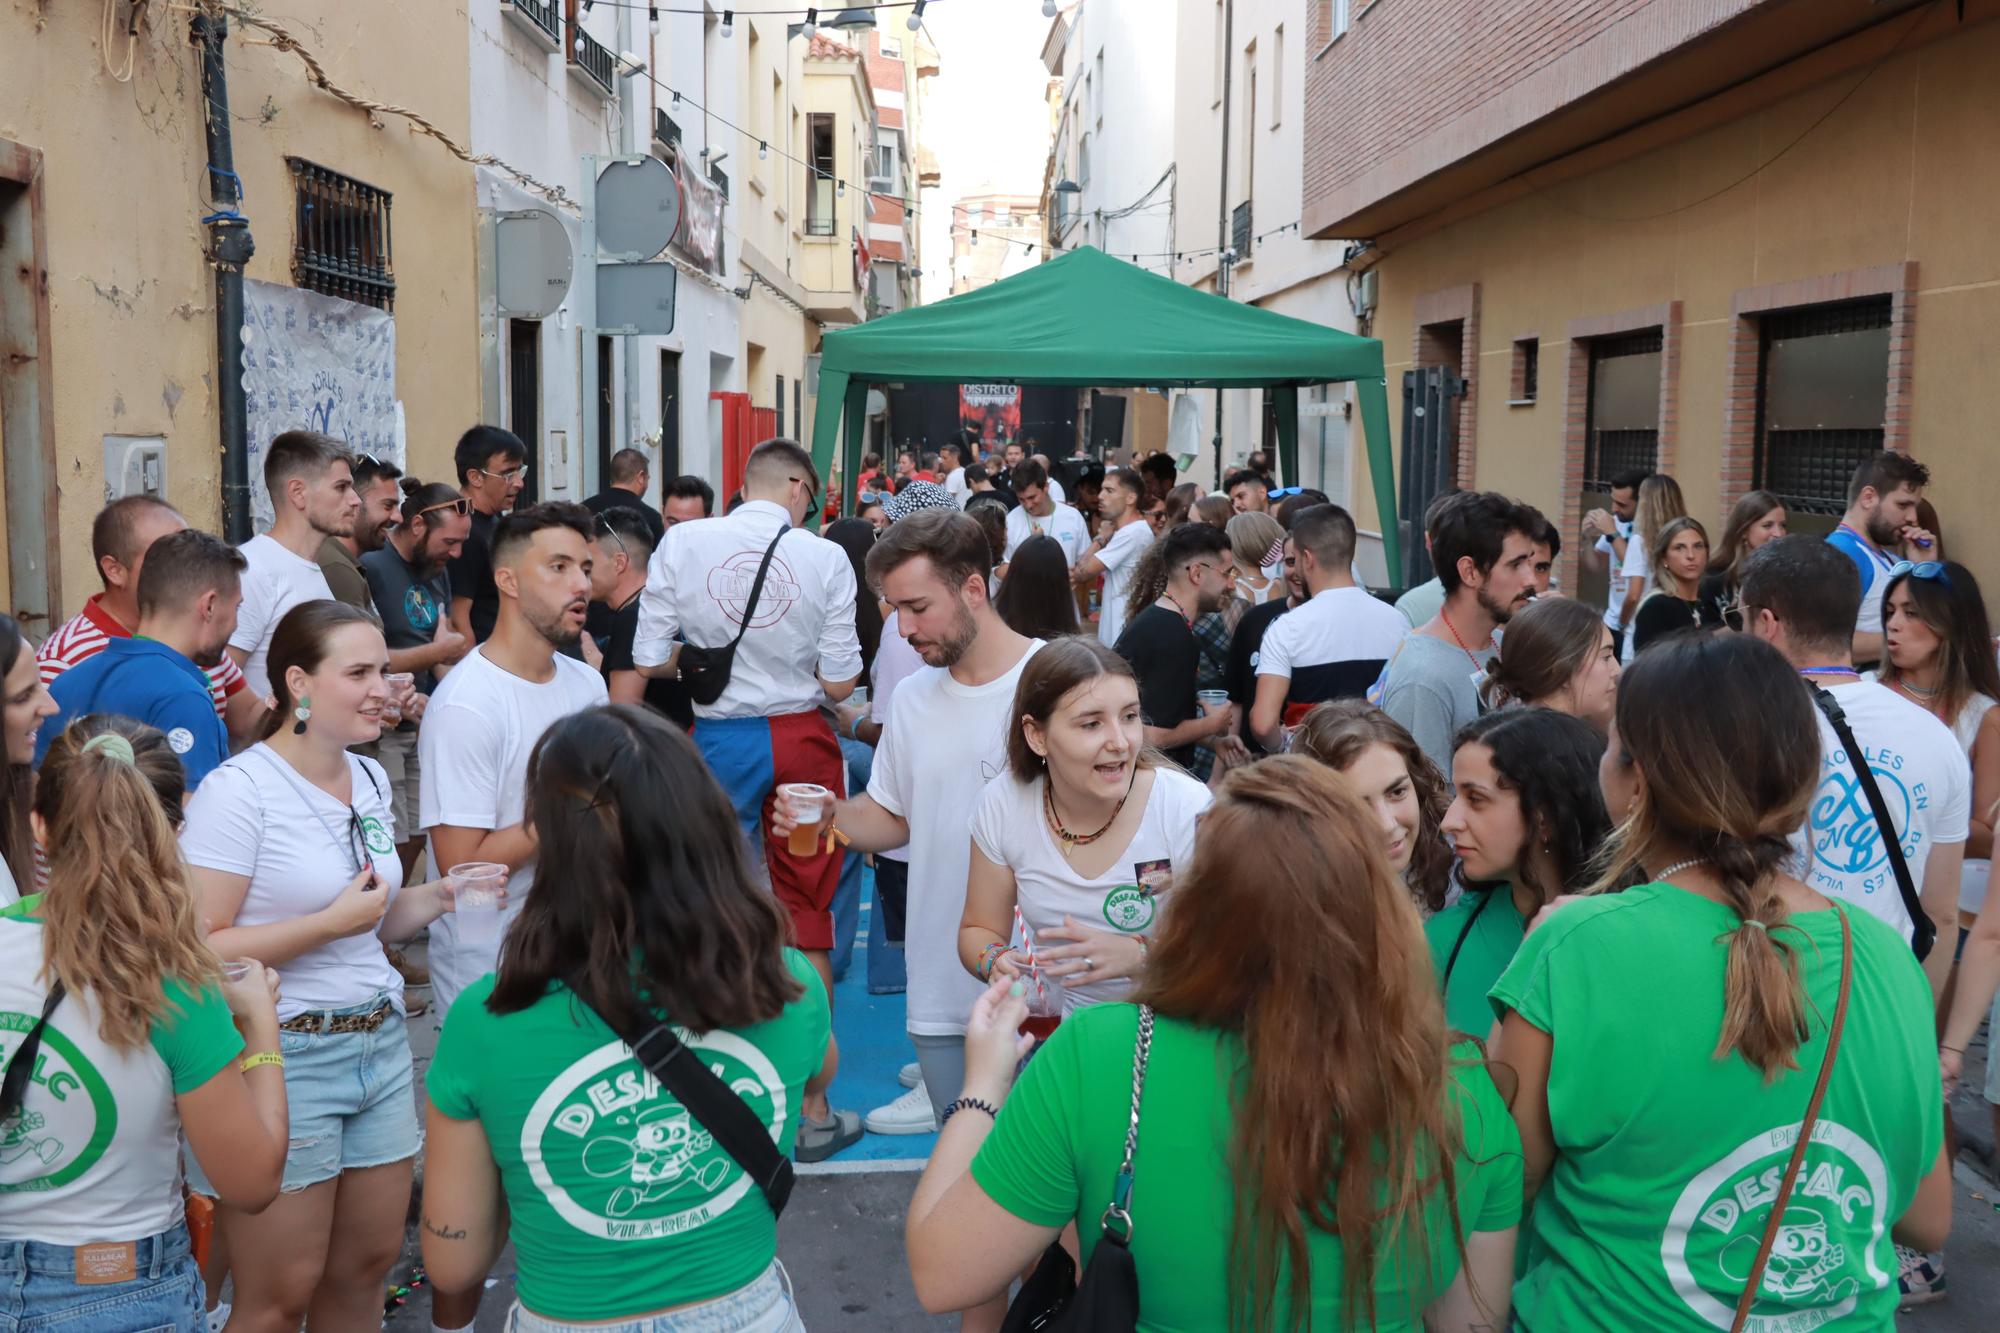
[1616, 474, 1686, 661]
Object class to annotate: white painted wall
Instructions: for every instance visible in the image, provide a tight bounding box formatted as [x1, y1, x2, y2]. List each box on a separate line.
[1051, 0, 1177, 265]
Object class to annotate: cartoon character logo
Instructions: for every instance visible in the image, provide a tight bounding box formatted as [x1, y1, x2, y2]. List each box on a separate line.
[520, 1030, 787, 1241]
[0, 1016, 116, 1193]
[359, 815, 395, 857]
[1101, 885, 1156, 933]
[0, 1110, 63, 1171]
[403, 586, 439, 633]
[1661, 1120, 1889, 1329]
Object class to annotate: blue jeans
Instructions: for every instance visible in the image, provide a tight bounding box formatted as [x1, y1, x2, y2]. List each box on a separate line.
[0, 1222, 201, 1331]
[867, 860, 907, 995]
[506, 1259, 804, 1332]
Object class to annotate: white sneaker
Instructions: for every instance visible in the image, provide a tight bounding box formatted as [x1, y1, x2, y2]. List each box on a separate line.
[898, 1061, 922, 1089]
[864, 1083, 937, 1135]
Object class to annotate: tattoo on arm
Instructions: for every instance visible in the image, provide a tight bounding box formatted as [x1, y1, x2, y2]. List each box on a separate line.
[422, 1216, 468, 1242]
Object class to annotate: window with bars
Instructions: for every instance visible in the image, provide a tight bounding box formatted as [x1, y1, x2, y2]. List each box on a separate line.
[1753, 297, 1892, 516]
[1582, 329, 1661, 491]
[288, 159, 394, 310]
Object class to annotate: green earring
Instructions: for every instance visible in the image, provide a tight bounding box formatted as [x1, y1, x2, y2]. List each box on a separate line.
[293, 695, 312, 736]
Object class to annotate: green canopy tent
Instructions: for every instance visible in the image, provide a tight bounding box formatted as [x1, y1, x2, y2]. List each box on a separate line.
[809, 245, 1400, 578]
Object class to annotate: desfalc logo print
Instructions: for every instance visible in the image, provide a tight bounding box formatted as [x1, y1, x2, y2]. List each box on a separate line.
[0, 1014, 118, 1193]
[1661, 1118, 1891, 1330]
[520, 1031, 787, 1241]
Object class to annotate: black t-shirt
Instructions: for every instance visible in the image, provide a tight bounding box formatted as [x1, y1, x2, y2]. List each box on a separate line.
[586, 594, 694, 728]
[360, 543, 452, 729]
[1630, 593, 1706, 656]
[584, 488, 666, 547]
[1114, 604, 1200, 768]
[446, 508, 501, 644]
[1695, 571, 1740, 632]
[1226, 597, 1293, 753]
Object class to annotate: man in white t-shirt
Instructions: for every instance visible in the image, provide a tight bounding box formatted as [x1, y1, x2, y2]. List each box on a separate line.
[228, 431, 361, 700]
[776, 511, 1039, 1151]
[1030, 452, 1067, 505]
[1824, 449, 1935, 667]
[1250, 503, 1409, 752]
[1740, 535, 1967, 1002]
[1000, 458, 1089, 568]
[940, 440, 970, 508]
[1070, 468, 1151, 645]
[1583, 469, 1644, 655]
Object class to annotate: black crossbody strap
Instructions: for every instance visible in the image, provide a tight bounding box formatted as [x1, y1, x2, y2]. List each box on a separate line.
[1809, 685, 1934, 960]
[0, 982, 66, 1122]
[586, 1000, 795, 1217]
[725, 527, 791, 653]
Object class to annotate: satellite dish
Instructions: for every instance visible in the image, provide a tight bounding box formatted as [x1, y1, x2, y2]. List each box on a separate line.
[596, 155, 684, 260]
[494, 208, 573, 319]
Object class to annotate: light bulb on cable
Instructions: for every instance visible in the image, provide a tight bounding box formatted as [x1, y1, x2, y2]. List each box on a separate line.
[672, 90, 681, 109]
[836, 179, 846, 199]
[908, 0, 927, 30]
[1042, 0, 1058, 17]
[720, 9, 733, 37]
[574, 30, 585, 56]
[759, 141, 769, 160]
[802, 7, 818, 38]
[649, 4, 660, 35]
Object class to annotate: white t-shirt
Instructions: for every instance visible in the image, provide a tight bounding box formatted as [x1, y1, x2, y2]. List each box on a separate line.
[866, 611, 925, 863]
[419, 646, 608, 1014]
[1003, 502, 1090, 566]
[970, 767, 1212, 1012]
[868, 639, 1044, 1036]
[944, 467, 969, 507]
[0, 898, 242, 1245]
[1095, 519, 1153, 647]
[1257, 586, 1411, 710]
[1793, 680, 1971, 941]
[1618, 532, 1652, 662]
[230, 533, 336, 699]
[1595, 517, 1634, 631]
[181, 744, 405, 1019]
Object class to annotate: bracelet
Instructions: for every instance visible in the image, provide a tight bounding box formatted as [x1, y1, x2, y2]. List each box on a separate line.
[940, 1097, 998, 1128]
[1942, 1044, 1965, 1054]
[1134, 934, 1150, 966]
[975, 942, 1009, 981]
[239, 1050, 284, 1073]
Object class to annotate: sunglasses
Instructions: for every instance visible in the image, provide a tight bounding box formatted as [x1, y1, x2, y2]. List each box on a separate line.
[417, 496, 471, 521]
[1890, 560, 1949, 587]
[1267, 486, 1303, 500]
[475, 463, 531, 483]
[594, 517, 629, 561]
[790, 476, 820, 525]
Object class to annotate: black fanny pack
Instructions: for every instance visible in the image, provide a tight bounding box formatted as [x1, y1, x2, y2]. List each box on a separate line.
[677, 527, 789, 707]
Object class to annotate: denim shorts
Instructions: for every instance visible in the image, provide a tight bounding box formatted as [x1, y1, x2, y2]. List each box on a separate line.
[506, 1260, 803, 1333]
[187, 995, 418, 1195]
[0, 1221, 201, 1331]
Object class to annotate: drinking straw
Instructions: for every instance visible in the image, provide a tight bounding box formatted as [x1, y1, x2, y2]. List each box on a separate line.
[1013, 904, 1046, 1005]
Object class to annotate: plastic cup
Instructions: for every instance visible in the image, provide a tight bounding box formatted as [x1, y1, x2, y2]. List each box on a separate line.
[779, 783, 833, 857]
[383, 672, 416, 724]
[850, 685, 870, 711]
[448, 861, 509, 957]
[1018, 969, 1066, 1042]
[221, 961, 255, 983]
[1196, 689, 1230, 716]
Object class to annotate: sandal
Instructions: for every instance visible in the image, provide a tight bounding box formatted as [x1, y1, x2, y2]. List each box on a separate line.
[794, 1108, 863, 1163]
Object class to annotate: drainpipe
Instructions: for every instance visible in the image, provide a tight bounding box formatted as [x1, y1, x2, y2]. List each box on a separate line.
[1213, 0, 1234, 489]
[193, 11, 256, 543]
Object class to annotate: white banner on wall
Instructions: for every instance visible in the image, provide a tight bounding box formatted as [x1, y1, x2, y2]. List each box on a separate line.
[240, 279, 401, 531]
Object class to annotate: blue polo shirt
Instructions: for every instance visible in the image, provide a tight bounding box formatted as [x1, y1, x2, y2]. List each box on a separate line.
[38, 637, 230, 790]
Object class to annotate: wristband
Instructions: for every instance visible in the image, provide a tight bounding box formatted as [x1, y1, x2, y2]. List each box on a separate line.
[240, 1051, 284, 1073]
[940, 1097, 998, 1127]
[1134, 934, 1150, 966]
[975, 942, 1008, 981]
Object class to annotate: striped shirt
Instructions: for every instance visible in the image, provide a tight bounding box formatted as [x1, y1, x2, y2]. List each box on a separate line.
[37, 595, 245, 716]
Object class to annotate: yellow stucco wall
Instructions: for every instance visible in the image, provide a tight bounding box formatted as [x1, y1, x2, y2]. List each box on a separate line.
[1356, 17, 2000, 581]
[799, 55, 872, 305]
[0, 3, 476, 624]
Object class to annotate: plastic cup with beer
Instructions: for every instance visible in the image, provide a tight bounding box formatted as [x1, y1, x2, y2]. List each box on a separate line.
[779, 783, 834, 857]
[447, 861, 509, 956]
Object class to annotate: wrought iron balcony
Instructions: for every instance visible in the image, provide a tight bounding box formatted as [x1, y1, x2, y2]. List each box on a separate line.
[568, 23, 616, 98]
[654, 108, 681, 150]
[500, 0, 561, 51]
[1231, 200, 1252, 259]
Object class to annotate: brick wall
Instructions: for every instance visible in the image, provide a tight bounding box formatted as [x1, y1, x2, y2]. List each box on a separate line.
[1303, 0, 1768, 232]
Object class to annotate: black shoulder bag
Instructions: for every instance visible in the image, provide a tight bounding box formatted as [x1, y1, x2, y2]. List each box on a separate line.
[676, 526, 790, 707]
[0, 983, 66, 1123]
[1000, 1006, 1152, 1333]
[579, 994, 795, 1218]
[1809, 685, 1935, 960]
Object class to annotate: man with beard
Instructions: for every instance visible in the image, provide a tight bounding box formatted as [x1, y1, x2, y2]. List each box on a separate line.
[1379, 490, 1541, 776]
[420, 502, 606, 1020]
[1826, 450, 1934, 667]
[228, 430, 360, 700]
[315, 452, 403, 623]
[39, 528, 243, 790]
[1112, 522, 1239, 769]
[363, 482, 474, 874]
[633, 438, 864, 1162]
[772, 512, 1039, 1202]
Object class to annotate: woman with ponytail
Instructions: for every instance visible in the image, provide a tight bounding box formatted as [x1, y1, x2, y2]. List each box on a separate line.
[1492, 632, 1952, 1328]
[0, 715, 286, 1329]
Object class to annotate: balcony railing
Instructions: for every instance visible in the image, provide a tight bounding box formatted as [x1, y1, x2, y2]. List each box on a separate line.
[806, 178, 835, 235]
[1231, 200, 1252, 258]
[501, 0, 561, 51]
[288, 158, 396, 311]
[654, 108, 681, 150]
[568, 24, 616, 98]
[709, 163, 730, 203]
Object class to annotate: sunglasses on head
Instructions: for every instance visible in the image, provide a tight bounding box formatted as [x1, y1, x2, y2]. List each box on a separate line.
[1890, 560, 1950, 588]
[416, 496, 471, 521]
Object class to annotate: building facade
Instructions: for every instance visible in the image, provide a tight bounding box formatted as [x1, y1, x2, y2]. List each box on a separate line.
[1303, 0, 2000, 594]
[949, 191, 1043, 295]
[0, 0, 478, 632]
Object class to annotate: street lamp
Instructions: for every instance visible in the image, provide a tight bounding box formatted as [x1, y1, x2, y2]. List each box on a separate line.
[830, 7, 878, 31]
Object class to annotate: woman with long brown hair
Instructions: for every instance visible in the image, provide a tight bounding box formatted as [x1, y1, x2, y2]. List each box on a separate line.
[1697, 489, 1786, 630]
[1493, 632, 1951, 1328]
[0, 715, 286, 1330]
[1479, 594, 1621, 731]
[1290, 700, 1454, 915]
[909, 756, 1521, 1330]
[1615, 473, 1686, 650]
[0, 611, 57, 902]
[421, 704, 831, 1330]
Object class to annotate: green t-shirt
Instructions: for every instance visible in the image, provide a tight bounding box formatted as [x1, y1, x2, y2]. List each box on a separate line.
[1489, 883, 1943, 1331]
[425, 952, 831, 1322]
[1423, 887, 1526, 1038]
[971, 1005, 1523, 1332]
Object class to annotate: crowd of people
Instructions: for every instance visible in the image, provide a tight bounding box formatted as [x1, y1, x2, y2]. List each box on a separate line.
[0, 421, 1991, 1332]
